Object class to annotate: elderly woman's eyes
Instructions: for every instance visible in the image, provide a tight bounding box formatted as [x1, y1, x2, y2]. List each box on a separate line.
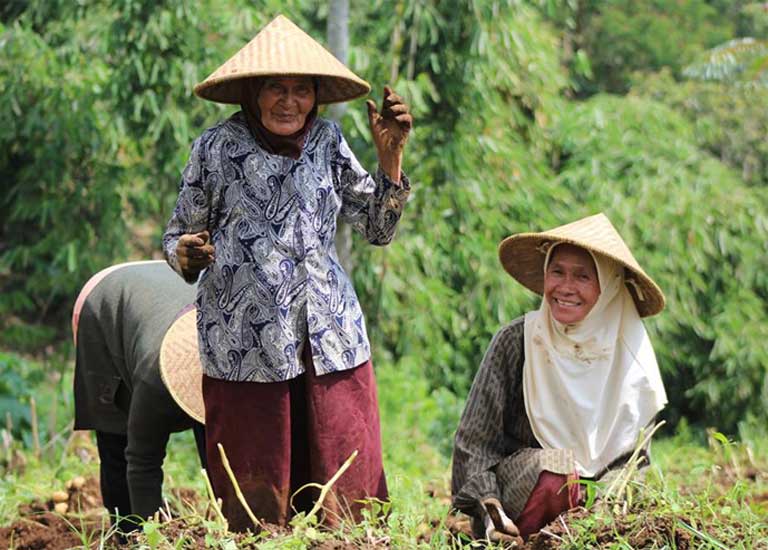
[295, 85, 312, 96]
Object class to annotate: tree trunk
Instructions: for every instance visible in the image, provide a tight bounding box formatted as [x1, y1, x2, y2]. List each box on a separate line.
[327, 0, 354, 273]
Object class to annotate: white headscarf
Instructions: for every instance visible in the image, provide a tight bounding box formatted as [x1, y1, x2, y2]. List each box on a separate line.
[522, 243, 667, 477]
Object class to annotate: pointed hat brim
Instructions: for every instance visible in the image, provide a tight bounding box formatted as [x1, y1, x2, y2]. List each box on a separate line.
[498, 213, 665, 317]
[194, 14, 371, 105]
[159, 308, 204, 423]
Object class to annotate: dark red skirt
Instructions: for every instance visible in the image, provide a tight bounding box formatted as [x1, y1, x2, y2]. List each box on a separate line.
[202, 350, 388, 531]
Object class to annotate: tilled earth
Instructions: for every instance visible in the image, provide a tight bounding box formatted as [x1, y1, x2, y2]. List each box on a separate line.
[0, 464, 764, 549]
[0, 476, 104, 550]
[0, 485, 695, 550]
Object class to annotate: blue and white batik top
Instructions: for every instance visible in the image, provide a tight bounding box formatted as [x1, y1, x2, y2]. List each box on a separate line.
[163, 112, 410, 382]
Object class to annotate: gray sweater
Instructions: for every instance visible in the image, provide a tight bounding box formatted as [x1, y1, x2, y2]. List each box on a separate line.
[73, 261, 198, 517]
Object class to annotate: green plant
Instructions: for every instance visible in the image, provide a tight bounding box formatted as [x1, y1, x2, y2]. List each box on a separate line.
[633, 70, 768, 187]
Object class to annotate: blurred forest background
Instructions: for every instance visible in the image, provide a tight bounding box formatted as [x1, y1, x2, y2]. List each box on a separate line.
[2, 0, 768, 454]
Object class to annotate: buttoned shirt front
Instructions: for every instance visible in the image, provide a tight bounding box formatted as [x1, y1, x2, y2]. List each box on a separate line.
[163, 112, 410, 382]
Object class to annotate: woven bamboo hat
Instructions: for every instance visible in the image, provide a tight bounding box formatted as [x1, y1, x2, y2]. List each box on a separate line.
[498, 213, 665, 317]
[159, 308, 204, 423]
[194, 14, 371, 105]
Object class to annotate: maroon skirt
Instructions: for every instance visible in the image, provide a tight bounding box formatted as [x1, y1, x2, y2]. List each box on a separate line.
[202, 349, 388, 531]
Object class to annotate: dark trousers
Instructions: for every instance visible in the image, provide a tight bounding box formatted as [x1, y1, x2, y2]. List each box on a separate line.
[96, 423, 206, 533]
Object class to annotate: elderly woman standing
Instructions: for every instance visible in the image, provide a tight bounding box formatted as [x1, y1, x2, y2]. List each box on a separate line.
[451, 213, 667, 543]
[163, 15, 412, 530]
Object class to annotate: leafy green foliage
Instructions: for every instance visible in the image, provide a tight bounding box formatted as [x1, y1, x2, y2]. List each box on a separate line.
[0, 351, 71, 449]
[684, 37, 768, 85]
[2, 0, 768, 434]
[683, 4, 768, 87]
[0, 18, 131, 329]
[536, 0, 736, 94]
[633, 70, 768, 187]
[0, 352, 42, 439]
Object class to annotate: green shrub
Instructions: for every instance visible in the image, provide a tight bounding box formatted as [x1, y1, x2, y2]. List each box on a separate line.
[0, 352, 44, 442]
[0, 21, 130, 330]
[633, 70, 768, 187]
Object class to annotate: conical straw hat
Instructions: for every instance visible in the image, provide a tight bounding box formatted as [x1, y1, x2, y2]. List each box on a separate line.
[498, 213, 665, 317]
[159, 308, 204, 423]
[194, 14, 371, 105]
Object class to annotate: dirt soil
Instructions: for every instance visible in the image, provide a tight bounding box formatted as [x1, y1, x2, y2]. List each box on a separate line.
[0, 475, 385, 550]
[1, 471, 762, 549]
[442, 505, 696, 549]
[0, 476, 106, 550]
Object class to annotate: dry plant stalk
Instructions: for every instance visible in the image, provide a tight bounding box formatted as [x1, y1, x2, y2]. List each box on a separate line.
[47, 392, 58, 453]
[213, 445, 359, 531]
[746, 446, 757, 470]
[292, 449, 359, 526]
[42, 420, 74, 454]
[217, 443, 263, 530]
[604, 420, 666, 510]
[30, 397, 41, 458]
[1, 429, 11, 464]
[201, 467, 227, 527]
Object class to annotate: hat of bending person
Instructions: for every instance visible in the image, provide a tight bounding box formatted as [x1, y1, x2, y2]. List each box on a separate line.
[193, 14, 370, 105]
[497, 212, 665, 317]
[159, 308, 204, 424]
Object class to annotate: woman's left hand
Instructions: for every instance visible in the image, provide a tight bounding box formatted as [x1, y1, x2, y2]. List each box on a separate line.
[366, 86, 412, 183]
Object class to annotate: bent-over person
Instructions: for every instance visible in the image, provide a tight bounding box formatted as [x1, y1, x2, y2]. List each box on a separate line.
[72, 261, 206, 532]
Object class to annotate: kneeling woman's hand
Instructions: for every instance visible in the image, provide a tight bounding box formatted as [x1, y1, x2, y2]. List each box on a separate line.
[482, 497, 523, 546]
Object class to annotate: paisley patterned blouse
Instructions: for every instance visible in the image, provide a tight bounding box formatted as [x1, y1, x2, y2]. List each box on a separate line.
[163, 112, 410, 382]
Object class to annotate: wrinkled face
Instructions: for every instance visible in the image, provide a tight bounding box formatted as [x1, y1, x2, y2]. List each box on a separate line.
[256, 77, 316, 135]
[544, 244, 601, 324]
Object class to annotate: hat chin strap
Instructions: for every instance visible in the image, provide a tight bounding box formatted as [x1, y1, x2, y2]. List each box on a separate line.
[625, 278, 645, 301]
[536, 240, 553, 255]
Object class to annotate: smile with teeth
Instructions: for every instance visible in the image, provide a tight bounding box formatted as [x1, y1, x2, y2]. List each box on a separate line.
[554, 297, 581, 307]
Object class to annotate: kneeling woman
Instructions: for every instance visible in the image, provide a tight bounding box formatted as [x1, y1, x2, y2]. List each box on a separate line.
[451, 213, 667, 542]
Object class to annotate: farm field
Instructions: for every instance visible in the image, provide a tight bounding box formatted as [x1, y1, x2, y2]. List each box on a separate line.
[3, 1, 768, 548]
[1, 355, 767, 549]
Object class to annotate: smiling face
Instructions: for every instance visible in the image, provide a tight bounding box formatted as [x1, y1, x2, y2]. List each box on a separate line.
[544, 244, 601, 324]
[256, 77, 316, 136]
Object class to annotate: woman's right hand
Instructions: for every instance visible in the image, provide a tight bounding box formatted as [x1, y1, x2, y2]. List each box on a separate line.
[482, 498, 523, 545]
[176, 231, 215, 279]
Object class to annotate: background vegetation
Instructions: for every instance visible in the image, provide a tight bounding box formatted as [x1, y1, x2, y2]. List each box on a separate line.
[2, 1, 768, 546]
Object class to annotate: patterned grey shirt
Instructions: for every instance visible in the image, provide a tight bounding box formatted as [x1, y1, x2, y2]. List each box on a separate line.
[163, 112, 410, 382]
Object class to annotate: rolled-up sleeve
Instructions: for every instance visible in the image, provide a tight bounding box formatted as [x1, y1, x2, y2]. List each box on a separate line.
[331, 124, 410, 246]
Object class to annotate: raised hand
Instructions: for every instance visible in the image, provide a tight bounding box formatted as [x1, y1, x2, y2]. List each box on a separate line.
[366, 86, 413, 183]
